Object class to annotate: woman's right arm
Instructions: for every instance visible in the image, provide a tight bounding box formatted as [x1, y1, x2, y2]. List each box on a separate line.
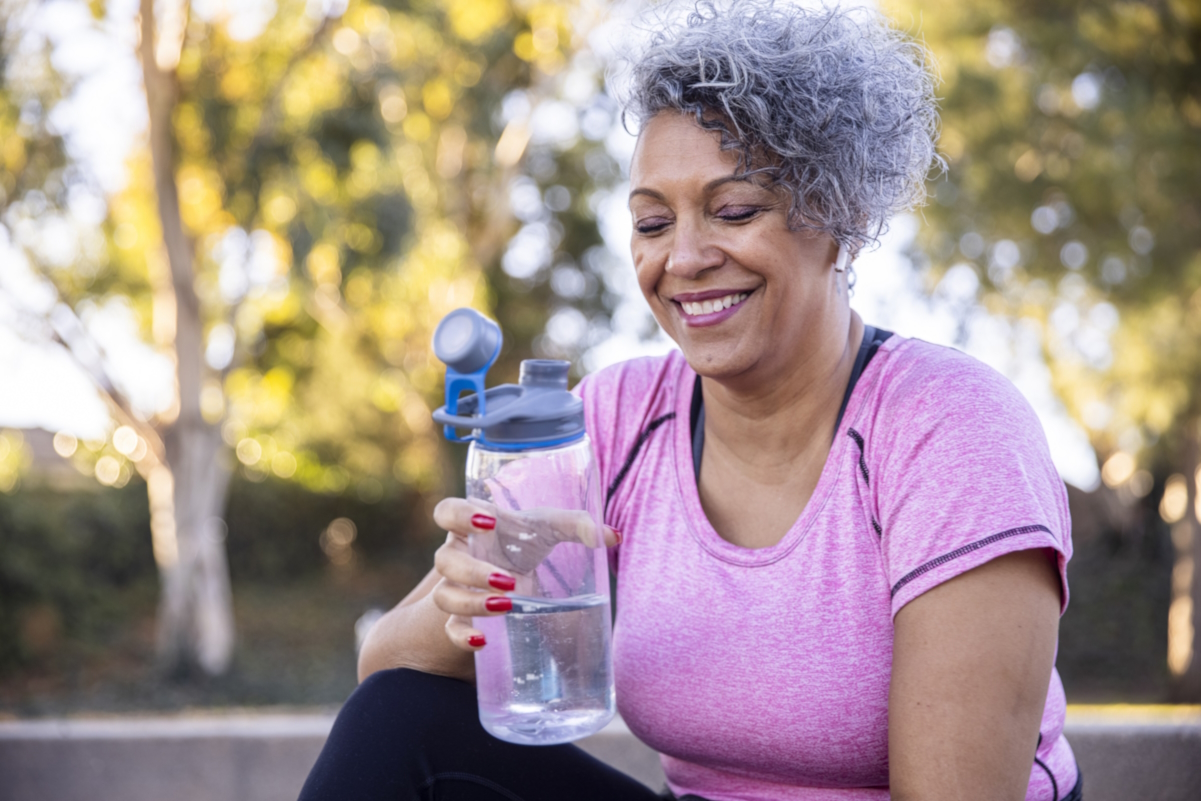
[357, 500, 514, 683]
[356, 563, 473, 683]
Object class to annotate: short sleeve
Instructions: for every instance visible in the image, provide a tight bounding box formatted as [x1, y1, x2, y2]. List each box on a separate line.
[870, 344, 1073, 619]
[572, 355, 685, 576]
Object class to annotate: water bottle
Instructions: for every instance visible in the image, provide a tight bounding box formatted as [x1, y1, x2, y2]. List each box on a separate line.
[431, 308, 616, 745]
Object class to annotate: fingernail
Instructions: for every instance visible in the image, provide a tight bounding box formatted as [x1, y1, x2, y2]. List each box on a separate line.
[468, 635, 486, 648]
[488, 573, 516, 591]
[471, 514, 496, 530]
[612, 528, 623, 545]
[485, 596, 512, 612]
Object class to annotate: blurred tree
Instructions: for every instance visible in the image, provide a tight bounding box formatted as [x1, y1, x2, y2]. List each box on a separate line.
[884, 0, 1201, 696]
[0, 2, 69, 224]
[0, 0, 595, 674]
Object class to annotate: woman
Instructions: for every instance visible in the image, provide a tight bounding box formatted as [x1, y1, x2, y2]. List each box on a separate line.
[301, 3, 1081, 799]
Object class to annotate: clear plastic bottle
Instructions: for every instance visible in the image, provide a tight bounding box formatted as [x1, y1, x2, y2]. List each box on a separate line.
[466, 436, 615, 745]
[431, 309, 616, 745]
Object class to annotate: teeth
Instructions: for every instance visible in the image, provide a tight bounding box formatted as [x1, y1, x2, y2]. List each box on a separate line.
[680, 293, 748, 317]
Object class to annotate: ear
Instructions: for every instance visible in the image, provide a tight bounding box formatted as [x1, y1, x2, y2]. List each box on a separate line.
[833, 244, 849, 273]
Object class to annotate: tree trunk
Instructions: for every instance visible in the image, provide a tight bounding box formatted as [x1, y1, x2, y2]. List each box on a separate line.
[1169, 420, 1201, 700]
[140, 0, 236, 675]
[157, 425, 234, 674]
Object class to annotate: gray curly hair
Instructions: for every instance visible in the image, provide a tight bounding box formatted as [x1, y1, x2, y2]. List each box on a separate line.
[620, 1, 943, 252]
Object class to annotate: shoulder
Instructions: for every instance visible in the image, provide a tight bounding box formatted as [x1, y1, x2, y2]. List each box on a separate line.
[575, 352, 689, 523]
[868, 337, 1041, 439]
[858, 336, 1064, 525]
[860, 339, 1072, 615]
[575, 351, 688, 425]
[575, 349, 688, 456]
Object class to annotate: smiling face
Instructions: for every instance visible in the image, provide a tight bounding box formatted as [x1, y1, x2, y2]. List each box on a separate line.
[629, 112, 846, 384]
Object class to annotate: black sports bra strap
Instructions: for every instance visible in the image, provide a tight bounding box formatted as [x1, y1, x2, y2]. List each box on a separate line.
[835, 324, 880, 434]
[691, 373, 706, 481]
[689, 326, 893, 481]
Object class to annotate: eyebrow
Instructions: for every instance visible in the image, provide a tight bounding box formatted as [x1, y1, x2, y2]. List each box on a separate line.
[628, 174, 762, 204]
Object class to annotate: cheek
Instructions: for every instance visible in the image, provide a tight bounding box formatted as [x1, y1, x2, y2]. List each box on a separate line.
[631, 247, 664, 303]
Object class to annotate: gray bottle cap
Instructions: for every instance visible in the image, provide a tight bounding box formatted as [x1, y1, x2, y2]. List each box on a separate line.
[432, 308, 502, 374]
[432, 359, 585, 448]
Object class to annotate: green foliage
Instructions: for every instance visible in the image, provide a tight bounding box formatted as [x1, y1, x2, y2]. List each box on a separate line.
[0, 475, 443, 674]
[886, 0, 1201, 466]
[149, 0, 563, 493]
[1059, 487, 1175, 699]
[0, 5, 69, 216]
[1, 0, 603, 498]
[488, 123, 619, 382]
[0, 482, 154, 672]
[223, 473, 441, 581]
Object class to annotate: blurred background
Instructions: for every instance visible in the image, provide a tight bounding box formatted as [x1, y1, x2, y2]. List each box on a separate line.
[0, 0, 1198, 716]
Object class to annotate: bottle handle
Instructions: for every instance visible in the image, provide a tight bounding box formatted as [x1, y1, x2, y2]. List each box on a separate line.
[441, 367, 487, 442]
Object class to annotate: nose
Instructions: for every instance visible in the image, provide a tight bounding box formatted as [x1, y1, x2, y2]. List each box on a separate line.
[666, 216, 722, 279]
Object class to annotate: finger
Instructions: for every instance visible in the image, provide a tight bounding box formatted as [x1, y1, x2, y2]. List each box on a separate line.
[446, 614, 487, 651]
[603, 525, 623, 548]
[435, 543, 516, 591]
[433, 497, 500, 535]
[433, 580, 514, 618]
[496, 507, 601, 547]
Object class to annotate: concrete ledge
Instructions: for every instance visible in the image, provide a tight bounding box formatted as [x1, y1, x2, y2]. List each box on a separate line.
[0, 706, 1197, 801]
[0, 713, 334, 801]
[1064, 706, 1201, 801]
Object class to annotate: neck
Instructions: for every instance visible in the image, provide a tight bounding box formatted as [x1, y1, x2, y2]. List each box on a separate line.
[701, 309, 863, 476]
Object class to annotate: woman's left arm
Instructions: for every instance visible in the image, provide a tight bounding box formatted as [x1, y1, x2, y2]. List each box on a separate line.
[889, 547, 1062, 801]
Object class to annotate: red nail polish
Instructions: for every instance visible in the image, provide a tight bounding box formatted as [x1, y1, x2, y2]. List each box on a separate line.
[612, 529, 624, 545]
[485, 596, 512, 612]
[488, 573, 516, 591]
[471, 514, 496, 530]
[468, 635, 486, 648]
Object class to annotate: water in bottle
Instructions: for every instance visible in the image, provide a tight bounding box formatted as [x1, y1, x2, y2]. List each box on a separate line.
[475, 594, 613, 743]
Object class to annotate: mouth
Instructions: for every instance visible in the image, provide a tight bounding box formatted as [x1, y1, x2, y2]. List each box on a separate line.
[672, 290, 753, 327]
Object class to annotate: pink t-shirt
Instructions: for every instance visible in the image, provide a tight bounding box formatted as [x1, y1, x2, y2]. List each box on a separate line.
[577, 335, 1077, 801]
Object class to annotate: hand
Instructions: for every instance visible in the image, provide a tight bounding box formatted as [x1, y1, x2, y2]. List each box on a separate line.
[430, 497, 620, 652]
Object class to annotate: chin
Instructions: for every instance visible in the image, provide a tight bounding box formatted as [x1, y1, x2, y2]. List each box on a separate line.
[656, 316, 750, 380]
[677, 343, 756, 380]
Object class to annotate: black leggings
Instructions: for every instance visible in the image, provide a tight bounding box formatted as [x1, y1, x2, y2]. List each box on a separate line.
[299, 667, 1083, 801]
[298, 667, 663, 801]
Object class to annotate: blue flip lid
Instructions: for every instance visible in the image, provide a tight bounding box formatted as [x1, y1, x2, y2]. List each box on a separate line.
[431, 309, 585, 449]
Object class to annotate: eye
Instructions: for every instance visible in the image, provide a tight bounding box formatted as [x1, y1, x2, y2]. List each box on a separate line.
[716, 206, 761, 222]
[635, 217, 671, 234]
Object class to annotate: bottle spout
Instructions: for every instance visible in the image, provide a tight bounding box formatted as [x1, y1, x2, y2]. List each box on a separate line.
[519, 360, 569, 389]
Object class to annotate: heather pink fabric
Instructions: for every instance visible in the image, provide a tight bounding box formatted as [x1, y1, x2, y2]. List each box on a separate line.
[577, 336, 1077, 801]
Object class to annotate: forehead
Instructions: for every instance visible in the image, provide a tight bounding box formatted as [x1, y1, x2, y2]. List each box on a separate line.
[630, 112, 743, 189]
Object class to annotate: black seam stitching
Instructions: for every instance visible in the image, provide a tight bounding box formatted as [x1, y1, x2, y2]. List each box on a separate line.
[847, 428, 869, 485]
[605, 412, 676, 513]
[426, 772, 527, 801]
[1033, 732, 1060, 801]
[871, 518, 882, 538]
[1034, 756, 1059, 801]
[890, 525, 1054, 599]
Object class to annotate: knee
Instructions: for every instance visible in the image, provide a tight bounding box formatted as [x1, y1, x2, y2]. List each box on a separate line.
[301, 669, 479, 801]
[339, 668, 477, 744]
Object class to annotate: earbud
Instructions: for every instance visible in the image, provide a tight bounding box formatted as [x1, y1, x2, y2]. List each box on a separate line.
[833, 244, 849, 273]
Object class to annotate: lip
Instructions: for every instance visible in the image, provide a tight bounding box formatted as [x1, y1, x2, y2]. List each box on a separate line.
[672, 289, 755, 328]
